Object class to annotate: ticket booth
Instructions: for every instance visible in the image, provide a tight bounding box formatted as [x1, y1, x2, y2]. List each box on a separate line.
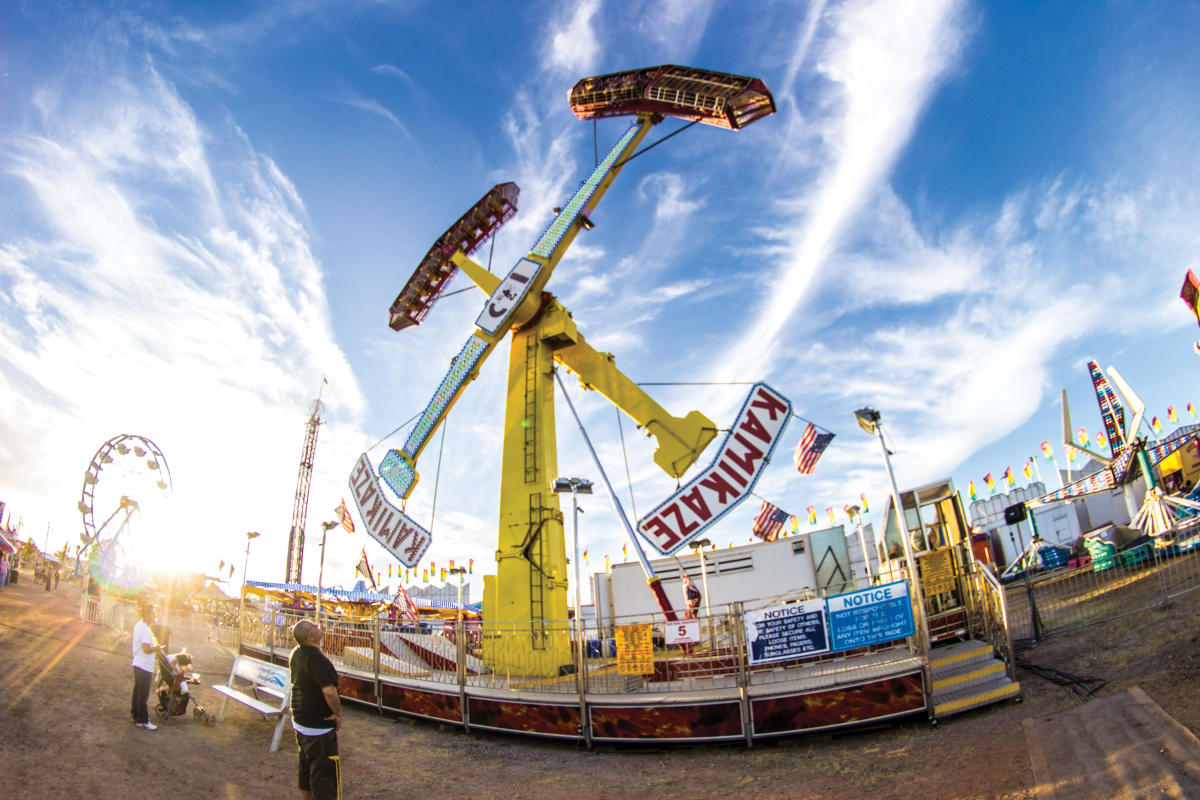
[879, 478, 973, 643]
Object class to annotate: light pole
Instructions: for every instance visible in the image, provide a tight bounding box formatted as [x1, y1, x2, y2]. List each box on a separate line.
[854, 408, 932, 709]
[844, 505, 874, 586]
[552, 477, 593, 678]
[447, 567, 467, 621]
[688, 537, 712, 617]
[316, 521, 337, 626]
[238, 532, 261, 632]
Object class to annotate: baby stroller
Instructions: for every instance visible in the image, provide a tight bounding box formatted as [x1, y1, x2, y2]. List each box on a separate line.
[154, 650, 213, 725]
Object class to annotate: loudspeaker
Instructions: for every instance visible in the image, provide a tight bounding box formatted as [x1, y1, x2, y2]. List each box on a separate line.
[1004, 503, 1027, 525]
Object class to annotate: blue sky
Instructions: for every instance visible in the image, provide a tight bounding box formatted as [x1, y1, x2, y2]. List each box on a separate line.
[3, 0, 1200, 603]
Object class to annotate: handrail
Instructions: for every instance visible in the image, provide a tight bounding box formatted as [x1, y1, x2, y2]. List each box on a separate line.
[977, 565, 1017, 680]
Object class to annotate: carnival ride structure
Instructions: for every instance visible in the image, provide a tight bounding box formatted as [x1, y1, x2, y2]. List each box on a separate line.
[284, 386, 327, 584]
[77, 434, 173, 587]
[1028, 360, 1200, 546]
[370, 65, 777, 677]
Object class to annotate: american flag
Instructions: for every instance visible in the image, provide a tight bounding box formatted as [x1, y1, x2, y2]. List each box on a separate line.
[356, 548, 377, 591]
[336, 499, 355, 533]
[392, 584, 420, 623]
[752, 500, 790, 542]
[793, 423, 835, 475]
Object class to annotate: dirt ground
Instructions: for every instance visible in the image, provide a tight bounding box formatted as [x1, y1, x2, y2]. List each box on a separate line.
[3, 578, 1199, 800]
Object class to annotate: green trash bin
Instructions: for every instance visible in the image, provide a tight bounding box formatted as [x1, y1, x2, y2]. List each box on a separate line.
[1085, 539, 1116, 572]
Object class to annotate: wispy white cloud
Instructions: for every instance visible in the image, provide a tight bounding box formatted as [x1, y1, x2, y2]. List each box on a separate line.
[371, 63, 413, 84]
[324, 92, 416, 145]
[543, 0, 602, 77]
[0, 56, 368, 579]
[712, 0, 969, 387]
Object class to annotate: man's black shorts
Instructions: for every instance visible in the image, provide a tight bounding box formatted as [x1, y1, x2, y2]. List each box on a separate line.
[296, 730, 341, 799]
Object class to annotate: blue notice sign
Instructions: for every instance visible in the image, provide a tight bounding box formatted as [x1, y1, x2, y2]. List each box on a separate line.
[826, 580, 915, 652]
[744, 599, 830, 665]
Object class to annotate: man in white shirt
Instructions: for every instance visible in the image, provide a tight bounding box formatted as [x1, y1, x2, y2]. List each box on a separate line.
[131, 604, 163, 730]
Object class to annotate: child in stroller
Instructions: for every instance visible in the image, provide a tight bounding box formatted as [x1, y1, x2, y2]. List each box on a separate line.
[154, 650, 212, 725]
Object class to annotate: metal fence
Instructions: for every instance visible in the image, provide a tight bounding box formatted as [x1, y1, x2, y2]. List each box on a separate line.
[80, 592, 242, 668]
[230, 601, 922, 701]
[1003, 526, 1200, 643]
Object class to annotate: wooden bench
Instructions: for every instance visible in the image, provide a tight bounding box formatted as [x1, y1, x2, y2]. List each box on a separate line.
[213, 655, 291, 752]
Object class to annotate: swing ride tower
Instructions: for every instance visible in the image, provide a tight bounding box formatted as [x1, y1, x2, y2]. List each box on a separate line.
[285, 391, 324, 584]
[380, 66, 776, 676]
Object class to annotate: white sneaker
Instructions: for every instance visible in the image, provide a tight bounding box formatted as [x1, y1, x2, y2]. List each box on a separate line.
[138, 722, 158, 731]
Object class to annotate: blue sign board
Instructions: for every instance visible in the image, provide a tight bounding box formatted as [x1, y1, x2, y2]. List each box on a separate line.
[826, 580, 915, 652]
[743, 599, 830, 665]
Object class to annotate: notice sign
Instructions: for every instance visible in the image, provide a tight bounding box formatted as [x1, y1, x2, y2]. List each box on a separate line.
[664, 618, 701, 646]
[615, 624, 655, 675]
[826, 581, 915, 653]
[637, 383, 792, 555]
[744, 600, 829, 665]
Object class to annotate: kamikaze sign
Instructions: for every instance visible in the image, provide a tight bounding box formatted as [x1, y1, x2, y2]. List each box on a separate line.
[348, 453, 431, 567]
[636, 383, 792, 555]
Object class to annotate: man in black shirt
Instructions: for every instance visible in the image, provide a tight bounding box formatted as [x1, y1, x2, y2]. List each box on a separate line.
[289, 620, 342, 800]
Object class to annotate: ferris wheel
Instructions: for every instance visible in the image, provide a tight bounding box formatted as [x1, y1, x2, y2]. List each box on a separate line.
[77, 435, 173, 583]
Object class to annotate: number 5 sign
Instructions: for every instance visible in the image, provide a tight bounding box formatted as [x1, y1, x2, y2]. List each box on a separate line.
[665, 619, 701, 645]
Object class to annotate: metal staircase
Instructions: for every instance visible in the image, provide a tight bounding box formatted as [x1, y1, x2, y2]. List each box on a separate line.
[931, 639, 1022, 718]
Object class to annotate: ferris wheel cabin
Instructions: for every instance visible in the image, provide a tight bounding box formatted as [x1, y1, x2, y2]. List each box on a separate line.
[568, 65, 776, 129]
[388, 182, 520, 331]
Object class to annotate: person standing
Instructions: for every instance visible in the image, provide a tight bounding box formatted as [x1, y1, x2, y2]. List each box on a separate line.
[131, 604, 163, 730]
[682, 575, 702, 619]
[0, 553, 8, 588]
[289, 620, 342, 800]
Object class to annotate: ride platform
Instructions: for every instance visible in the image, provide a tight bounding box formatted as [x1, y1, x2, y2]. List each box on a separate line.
[569, 65, 775, 130]
[388, 182, 519, 331]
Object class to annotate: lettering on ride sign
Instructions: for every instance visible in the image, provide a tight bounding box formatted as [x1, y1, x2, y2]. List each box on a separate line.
[347, 453, 431, 567]
[475, 257, 545, 336]
[636, 383, 792, 555]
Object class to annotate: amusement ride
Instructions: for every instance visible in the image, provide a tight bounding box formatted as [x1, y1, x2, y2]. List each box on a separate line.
[77, 433, 173, 587]
[352, 65, 779, 677]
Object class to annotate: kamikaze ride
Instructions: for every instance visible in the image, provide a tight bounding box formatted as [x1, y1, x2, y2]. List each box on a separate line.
[361, 66, 776, 676]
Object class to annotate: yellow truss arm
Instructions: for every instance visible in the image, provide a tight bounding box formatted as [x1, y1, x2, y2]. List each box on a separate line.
[540, 300, 717, 478]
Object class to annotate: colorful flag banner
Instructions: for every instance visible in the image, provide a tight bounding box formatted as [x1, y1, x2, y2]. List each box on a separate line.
[752, 500, 790, 543]
[825, 507, 835, 525]
[604, 554, 610, 571]
[1152, 416, 1162, 434]
[1067, 446, 1077, 462]
[1041, 440, 1054, 460]
[1096, 431, 1107, 449]
[968, 480, 977, 501]
[1023, 461, 1032, 480]
[336, 499, 355, 533]
[793, 423, 835, 475]
[468, 558, 474, 574]
[791, 516, 800, 535]
[1189, 402, 1197, 420]
[1076, 427, 1090, 447]
[1168, 405, 1178, 423]
[1004, 466, 1014, 487]
[984, 473, 995, 493]
[859, 493, 869, 513]
[806, 505, 817, 525]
